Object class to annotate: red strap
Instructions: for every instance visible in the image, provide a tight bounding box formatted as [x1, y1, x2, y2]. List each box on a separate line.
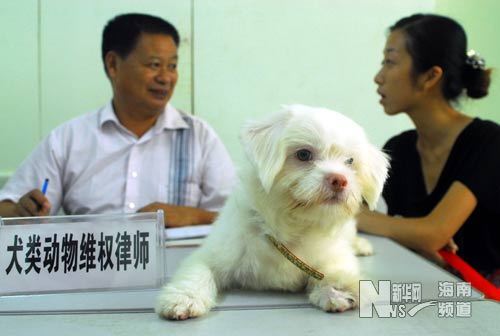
[439, 250, 500, 301]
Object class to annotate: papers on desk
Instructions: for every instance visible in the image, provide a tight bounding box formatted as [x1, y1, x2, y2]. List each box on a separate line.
[164, 224, 211, 247]
[165, 224, 212, 240]
[165, 238, 205, 247]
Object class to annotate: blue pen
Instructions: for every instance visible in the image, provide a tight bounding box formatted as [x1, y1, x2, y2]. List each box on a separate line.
[41, 178, 49, 195]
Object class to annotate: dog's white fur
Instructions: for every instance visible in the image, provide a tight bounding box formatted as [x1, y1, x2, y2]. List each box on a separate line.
[156, 105, 389, 319]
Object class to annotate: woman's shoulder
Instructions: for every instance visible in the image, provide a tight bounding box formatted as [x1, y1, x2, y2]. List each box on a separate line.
[383, 129, 417, 152]
[462, 118, 500, 145]
[470, 118, 500, 133]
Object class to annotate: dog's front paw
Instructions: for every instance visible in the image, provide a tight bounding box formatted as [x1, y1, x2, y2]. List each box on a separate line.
[352, 236, 374, 256]
[155, 288, 213, 320]
[310, 286, 357, 313]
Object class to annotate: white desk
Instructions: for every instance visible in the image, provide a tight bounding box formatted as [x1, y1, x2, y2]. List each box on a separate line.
[1, 301, 498, 336]
[1, 235, 496, 335]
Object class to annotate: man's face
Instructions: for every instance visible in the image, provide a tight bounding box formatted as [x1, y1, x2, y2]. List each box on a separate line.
[107, 33, 178, 119]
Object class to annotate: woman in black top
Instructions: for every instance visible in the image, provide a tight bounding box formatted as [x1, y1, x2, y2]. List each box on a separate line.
[357, 14, 500, 284]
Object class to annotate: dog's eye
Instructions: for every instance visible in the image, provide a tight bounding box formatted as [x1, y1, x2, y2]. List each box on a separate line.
[345, 157, 354, 165]
[296, 149, 313, 162]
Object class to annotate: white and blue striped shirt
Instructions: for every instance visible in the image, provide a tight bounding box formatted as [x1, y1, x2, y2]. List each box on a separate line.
[0, 102, 236, 215]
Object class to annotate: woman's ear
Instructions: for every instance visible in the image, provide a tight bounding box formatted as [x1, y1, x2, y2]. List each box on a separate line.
[421, 65, 444, 92]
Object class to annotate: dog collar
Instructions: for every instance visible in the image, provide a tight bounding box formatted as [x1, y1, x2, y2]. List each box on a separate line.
[265, 234, 324, 281]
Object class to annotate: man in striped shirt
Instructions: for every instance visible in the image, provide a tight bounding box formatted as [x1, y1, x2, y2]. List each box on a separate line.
[0, 14, 236, 227]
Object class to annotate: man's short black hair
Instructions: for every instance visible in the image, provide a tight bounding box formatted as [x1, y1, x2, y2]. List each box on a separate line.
[102, 13, 180, 72]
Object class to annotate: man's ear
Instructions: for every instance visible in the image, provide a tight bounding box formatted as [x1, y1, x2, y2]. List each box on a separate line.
[104, 51, 120, 79]
[240, 109, 292, 193]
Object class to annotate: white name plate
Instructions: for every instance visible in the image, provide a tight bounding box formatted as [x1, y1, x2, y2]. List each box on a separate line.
[0, 212, 165, 296]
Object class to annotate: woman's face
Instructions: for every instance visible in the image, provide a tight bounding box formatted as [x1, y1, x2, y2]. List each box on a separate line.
[374, 29, 423, 116]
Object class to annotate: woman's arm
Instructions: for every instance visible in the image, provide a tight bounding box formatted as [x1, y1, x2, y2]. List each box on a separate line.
[357, 181, 477, 256]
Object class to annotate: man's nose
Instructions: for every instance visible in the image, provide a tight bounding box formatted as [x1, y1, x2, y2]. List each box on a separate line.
[156, 68, 174, 84]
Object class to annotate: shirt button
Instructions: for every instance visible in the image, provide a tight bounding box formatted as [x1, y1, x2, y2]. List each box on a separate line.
[131, 171, 138, 178]
[128, 202, 136, 209]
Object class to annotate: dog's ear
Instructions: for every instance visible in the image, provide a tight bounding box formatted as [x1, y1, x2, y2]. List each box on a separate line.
[357, 144, 390, 209]
[240, 110, 292, 193]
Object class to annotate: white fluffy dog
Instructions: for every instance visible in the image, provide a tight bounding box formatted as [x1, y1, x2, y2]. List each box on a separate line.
[156, 105, 389, 319]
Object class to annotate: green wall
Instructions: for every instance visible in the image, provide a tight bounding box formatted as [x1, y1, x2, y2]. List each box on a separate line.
[0, 0, 192, 184]
[2, 0, 498, 185]
[0, 2, 39, 180]
[435, 0, 500, 123]
[193, 0, 432, 164]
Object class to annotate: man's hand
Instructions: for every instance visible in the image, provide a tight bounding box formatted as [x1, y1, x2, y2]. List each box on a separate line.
[137, 202, 217, 228]
[0, 189, 51, 217]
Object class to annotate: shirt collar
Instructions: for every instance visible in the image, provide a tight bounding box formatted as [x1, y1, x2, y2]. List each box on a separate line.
[99, 101, 120, 127]
[98, 102, 190, 132]
[161, 103, 190, 130]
